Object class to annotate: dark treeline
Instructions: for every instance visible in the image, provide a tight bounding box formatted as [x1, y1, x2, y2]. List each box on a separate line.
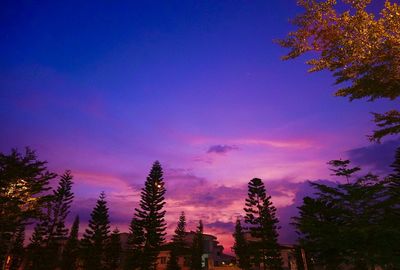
[0, 150, 205, 270]
[1, 147, 400, 270]
[232, 150, 400, 270]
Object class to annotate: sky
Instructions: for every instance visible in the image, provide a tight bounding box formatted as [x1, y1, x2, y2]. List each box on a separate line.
[1, 0, 399, 253]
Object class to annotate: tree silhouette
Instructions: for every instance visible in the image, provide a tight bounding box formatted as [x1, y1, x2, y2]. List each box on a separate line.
[106, 227, 122, 269]
[61, 215, 80, 270]
[134, 161, 167, 270]
[190, 220, 203, 270]
[0, 148, 56, 267]
[233, 218, 250, 270]
[167, 212, 187, 270]
[81, 192, 111, 270]
[43, 171, 74, 269]
[8, 224, 25, 270]
[124, 217, 145, 270]
[27, 221, 47, 270]
[294, 159, 400, 269]
[244, 178, 283, 270]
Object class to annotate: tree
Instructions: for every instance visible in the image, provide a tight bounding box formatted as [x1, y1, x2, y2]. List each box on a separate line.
[167, 212, 187, 270]
[124, 217, 145, 270]
[106, 228, 122, 270]
[25, 171, 75, 270]
[385, 147, 400, 266]
[172, 211, 187, 254]
[278, 0, 400, 141]
[190, 220, 204, 270]
[61, 215, 80, 270]
[294, 159, 400, 269]
[8, 224, 25, 270]
[47, 171, 74, 245]
[27, 222, 47, 270]
[81, 192, 111, 270]
[134, 161, 167, 270]
[244, 178, 283, 270]
[232, 218, 250, 270]
[42, 171, 74, 269]
[0, 148, 56, 267]
[327, 159, 361, 183]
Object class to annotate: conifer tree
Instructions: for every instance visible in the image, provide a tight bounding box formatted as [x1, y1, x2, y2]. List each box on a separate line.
[167, 212, 187, 270]
[44, 171, 74, 269]
[48, 171, 74, 243]
[244, 178, 283, 270]
[172, 212, 187, 253]
[106, 228, 122, 270]
[81, 192, 111, 270]
[190, 220, 203, 270]
[134, 161, 167, 269]
[233, 218, 250, 270]
[27, 222, 47, 270]
[61, 215, 80, 270]
[124, 217, 145, 270]
[9, 224, 25, 270]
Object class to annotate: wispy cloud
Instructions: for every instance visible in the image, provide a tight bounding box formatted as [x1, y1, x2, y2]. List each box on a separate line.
[233, 138, 314, 149]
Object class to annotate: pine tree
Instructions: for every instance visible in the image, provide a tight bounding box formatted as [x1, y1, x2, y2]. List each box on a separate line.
[61, 215, 80, 270]
[106, 228, 122, 270]
[81, 192, 111, 270]
[44, 171, 74, 269]
[134, 161, 167, 270]
[124, 217, 145, 270]
[167, 212, 187, 270]
[244, 178, 283, 270]
[233, 218, 250, 270]
[48, 171, 74, 243]
[9, 224, 25, 270]
[172, 212, 187, 253]
[190, 220, 203, 270]
[27, 222, 47, 270]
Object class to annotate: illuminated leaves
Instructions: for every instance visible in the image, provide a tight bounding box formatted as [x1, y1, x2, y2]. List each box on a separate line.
[278, 0, 400, 141]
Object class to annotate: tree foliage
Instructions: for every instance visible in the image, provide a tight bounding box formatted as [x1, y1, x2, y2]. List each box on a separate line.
[244, 178, 283, 270]
[26, 171, 75, 269]
[8, 224, 25, 270]
[167, 211, 187, 270]
[61, 215, 80, 270]
[106, 227, 122, 270]
[232, 218, 250, 270]
[0, 148, 56, 267]
[294, 159, 400, 269]
[134, 161, 167, 270]
[124, 217, 145, 270]
[81, 192, 111, 270]
[278, 0, 400, 141]
[190, 220, 204, 270]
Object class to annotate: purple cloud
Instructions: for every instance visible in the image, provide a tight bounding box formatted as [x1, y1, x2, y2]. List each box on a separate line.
[207, 221, 235, 232]
[207, 145, 239, 154]
[347, 139, 400, 174]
